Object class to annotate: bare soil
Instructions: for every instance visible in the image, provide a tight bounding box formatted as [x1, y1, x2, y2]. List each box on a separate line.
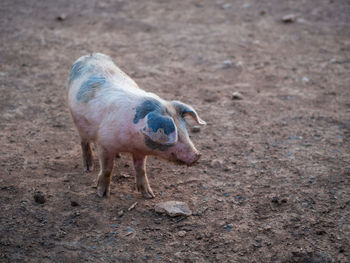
[1, 0, 350, 262]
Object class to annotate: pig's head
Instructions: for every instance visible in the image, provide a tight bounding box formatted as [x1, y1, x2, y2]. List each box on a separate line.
[134, 98, 206, 166]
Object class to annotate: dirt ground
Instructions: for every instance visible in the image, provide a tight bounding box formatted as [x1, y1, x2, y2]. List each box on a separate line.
[1, 0, 350, 262]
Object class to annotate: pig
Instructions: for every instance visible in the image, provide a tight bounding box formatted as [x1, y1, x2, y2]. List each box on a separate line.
[66, 53, 206, 198]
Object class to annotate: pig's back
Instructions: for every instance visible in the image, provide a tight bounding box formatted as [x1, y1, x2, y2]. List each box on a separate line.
[67, 53, 139, 95]
[67, 53, 149, 141]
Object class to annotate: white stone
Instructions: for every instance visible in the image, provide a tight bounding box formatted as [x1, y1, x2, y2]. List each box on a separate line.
[155, 201, 192, 217]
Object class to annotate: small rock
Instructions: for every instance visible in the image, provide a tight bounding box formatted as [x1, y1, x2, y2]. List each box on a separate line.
[120, 173, 130, 178]
[34, 192, 46, 204]
[126, 227, 135, 233]
[191, 126, 201, 133]
[221, 60, 233, 69]
[70, 201, 79, 207]
[155, 201, 192, 217]
[210, 159, 223, 168]
[236, 61, 243, 67]
[222, 3, 232, 9]
[224, 223, 233, 231]
[301, 76, 309, 83]
[177, 230, 187, 237]
[56, 14, 67, 21]
[231, 91, 243, 100]
[118, 210, 124, 217]
[282, 14, 296, 23]
[262, 224, 272, 231]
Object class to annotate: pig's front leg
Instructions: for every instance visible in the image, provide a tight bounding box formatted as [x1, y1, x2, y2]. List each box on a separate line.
[132, 155, 155, 199]
[97, 146, 115, 197]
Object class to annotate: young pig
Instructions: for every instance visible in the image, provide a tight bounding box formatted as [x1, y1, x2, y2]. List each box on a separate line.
[67, 53, 206, 198]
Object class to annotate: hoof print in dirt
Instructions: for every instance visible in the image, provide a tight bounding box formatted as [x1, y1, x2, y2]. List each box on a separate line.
[33, 192, 46, 204]
[271, 196, 287, 206]
[70, 201, 79, 207]
[155, 201, 192, 217]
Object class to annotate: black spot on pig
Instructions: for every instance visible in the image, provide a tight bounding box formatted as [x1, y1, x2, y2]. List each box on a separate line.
[67, 59, 94, 89]
[146, 112, 175, 135]
[76, 74, 106, 103]
[134, 99, 163, 124]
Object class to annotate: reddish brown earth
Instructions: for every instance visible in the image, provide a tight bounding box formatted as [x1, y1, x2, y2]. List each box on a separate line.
[1, 0, 350, 262]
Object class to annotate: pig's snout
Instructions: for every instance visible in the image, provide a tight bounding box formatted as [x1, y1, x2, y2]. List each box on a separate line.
[171, 151, 202, 166]
[189, 152, 201, 166]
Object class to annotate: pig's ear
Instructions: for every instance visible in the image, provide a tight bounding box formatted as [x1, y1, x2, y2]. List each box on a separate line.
[171, 101, 206, 126]
[141, 111, 178, 145]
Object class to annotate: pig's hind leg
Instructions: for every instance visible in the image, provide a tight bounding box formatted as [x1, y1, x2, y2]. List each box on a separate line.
[81, 140, 94, 172]
[132, 155, 155, 199]
[96, 146, 115, 197]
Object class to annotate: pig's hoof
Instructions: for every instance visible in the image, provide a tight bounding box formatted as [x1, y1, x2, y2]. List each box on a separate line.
[138, 185, 155, 199]
[97, 185, 110, 198]
[84, 165, 94, 173]
[143, 190, 155, 199]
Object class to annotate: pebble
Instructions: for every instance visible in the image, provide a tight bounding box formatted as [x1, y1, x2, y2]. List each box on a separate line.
[210, 159, 223, 168]
[177, 230, 187, 237]
[34, 192, 46, 204]
[282, 14, 296, 23]
[126, 227, 135, 233]
[301, 76, 309, 83]
[222, 3, 232, 9]
[262, 224, 272, 231]
[191, 126, 201, 133]
[224, 223, 233, 231]
[154, 201, 192, 217]
[56, 14, 67, 21]
[120, 173, 130, 178]
[118, 210, 124, 217]
[231, 91, 243, 100]
[221, 60, 233, 69]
